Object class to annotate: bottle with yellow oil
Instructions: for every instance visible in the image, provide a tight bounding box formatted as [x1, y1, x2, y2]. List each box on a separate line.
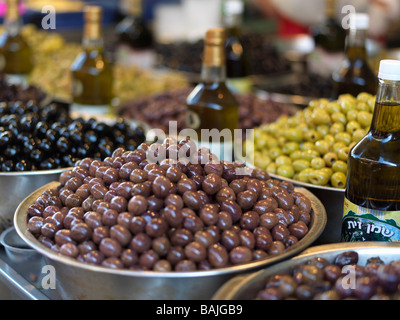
[0, 0, 33, 84]
[70, 6, 114, 117]
[342, 59, 400, 242]
[186, 28, 239, 162]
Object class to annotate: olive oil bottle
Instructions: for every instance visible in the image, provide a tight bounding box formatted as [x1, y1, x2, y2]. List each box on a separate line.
[0, 0, 33, 84]
[70, 6, 114, 116]
[332, 13, 376, 98]
[186, 28, 239, 162]
[115, 0, 155, 68]
[342, 59, 400, 242]
[308, 0, 346, 77]
[223, 0, 251, 94]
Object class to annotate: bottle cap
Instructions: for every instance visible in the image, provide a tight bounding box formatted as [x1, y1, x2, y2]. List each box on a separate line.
[84, 5, 102, 22]
[224, 0, 244, 15]
[349, 13, 369, 30]
[378, 59, 400, 81]
[205, 28, 226, 46]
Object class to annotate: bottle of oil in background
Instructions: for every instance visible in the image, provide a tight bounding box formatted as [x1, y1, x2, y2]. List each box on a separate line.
[308, 0, 346, 77]
[70, 6, 114, 117]
[0, 0, 33, 84]
[115, 0, 155, 68]
[332, 13, 376, 98]
[342, 59, 400, 242]
[223, 0, 251, 94]
[186, 28, 239, 162]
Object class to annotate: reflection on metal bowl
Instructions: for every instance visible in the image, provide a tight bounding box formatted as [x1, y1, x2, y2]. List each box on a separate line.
[14, 182, 327, 300]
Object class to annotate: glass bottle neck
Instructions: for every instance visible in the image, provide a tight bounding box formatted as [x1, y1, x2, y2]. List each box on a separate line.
[370, 78, 400, 134]
[345, 28, 368, 59]
[83, 22, 103, 50]
[5, 2, 22, 36]
[201, 43, 226, 83]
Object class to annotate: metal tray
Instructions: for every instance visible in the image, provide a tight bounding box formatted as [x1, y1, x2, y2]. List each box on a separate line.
[213, 241, 400, 300]
[14, 181, 327, 300]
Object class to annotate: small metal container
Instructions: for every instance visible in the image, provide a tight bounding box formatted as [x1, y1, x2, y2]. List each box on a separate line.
[212, 241, 400, 300]
[0, 226, 39, 263]
[14, 182, 327, 300]
[0, 168, 70, 233]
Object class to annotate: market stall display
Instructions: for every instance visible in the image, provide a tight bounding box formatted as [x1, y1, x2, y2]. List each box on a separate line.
[14, 139, 326, 299]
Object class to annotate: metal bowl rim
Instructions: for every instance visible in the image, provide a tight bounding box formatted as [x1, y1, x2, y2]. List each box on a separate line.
[14, 181, 327, 279]
[0, 167, 73, 177]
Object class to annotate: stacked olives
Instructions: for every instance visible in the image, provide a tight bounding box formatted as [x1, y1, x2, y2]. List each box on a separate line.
[246, 92, 375, 188]
[256, 250, 400, 300]
[26, 139, 314, 271]
[0, 101, 146, 172]
[119, 88, 296, 133]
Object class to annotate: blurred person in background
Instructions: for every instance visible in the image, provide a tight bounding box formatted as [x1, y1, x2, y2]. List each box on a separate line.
[250, 0, 400, 45]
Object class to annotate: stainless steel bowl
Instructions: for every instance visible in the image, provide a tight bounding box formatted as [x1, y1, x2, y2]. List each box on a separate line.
[0, 168, 70, 233]
[14, 181, 327, 300]
[0, 226, 39, 263]
[213, 241, 400, 300]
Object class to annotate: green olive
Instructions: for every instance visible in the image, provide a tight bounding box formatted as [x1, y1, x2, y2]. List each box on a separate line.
[326, 101, 341, 114]
[314, 140, 331, 155]
[324, 134, 335, 146]
[308, 169, 331, 186]
[346, 109, 358, 122]
[292, 159, 310, 172]
[337, 147, 350, 161]
[285, 128, 304, 142]
[300, 142, 315, 151]
[255, 156, 271, 170]
[275, 155, 292, 166]
[331, 112, 347, 125]
[298, 168, 314, 183]
[323, 152, 338, 167]
[303, 129, 321, 143]
[311, 108, 331, 125]
[277, 164, 295, 178]
[332, 160, 347, 173]
[331, 171, 347, 188]
[346, 120, 361, 135]
[290, 150, 303, 160]
[335, 132, 352, 146]
[268, 147, 283, 160]
[332, 142, 346, 154]
[330, 122, 345, 135]
[352, 128, 367, 142]
[357, 110, 373, 128]
[267, 162, 277, 174]
[310, 157, 325, 169]
[316, 124, 330, 136]
[301, 149, 320, 162]
[282, 141, 300, 155]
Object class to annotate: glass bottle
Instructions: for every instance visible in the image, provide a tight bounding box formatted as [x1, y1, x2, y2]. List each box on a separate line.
[223, 0, 251, 94]
[308, 0, 346, 77]
[186, 28, 239, 162]
[70, 6, 114, 117]
[342, 59, 400, 242]
[0, 0, 33, 84]
[115, 0, 155, 68]
[332, 13, 377, 98]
